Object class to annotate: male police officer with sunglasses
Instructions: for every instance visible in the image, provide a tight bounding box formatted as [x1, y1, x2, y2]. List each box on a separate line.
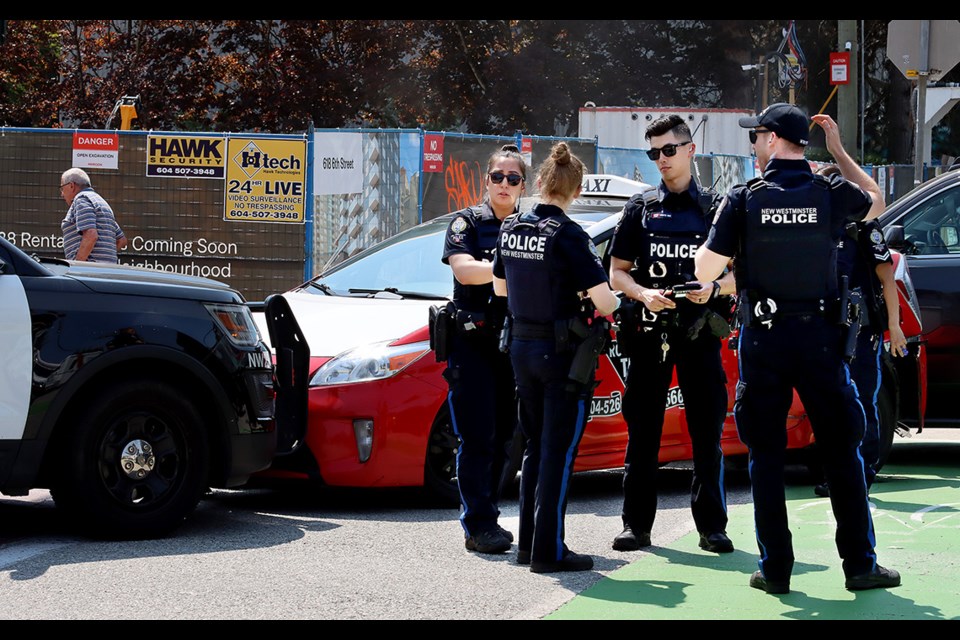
[608, 114, 737, 555]
[694, 102, 900, 595]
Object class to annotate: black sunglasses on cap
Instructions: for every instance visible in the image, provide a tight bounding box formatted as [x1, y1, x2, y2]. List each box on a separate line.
[748, 129, 772, 145]
[645, 141, 691, 161]
[489, 172, 524, 186]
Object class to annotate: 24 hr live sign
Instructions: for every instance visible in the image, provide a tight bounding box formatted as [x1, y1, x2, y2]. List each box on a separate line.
[224, 138, 306, 224]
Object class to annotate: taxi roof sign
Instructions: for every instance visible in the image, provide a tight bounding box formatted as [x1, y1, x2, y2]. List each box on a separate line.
[581, 174, 653, 199]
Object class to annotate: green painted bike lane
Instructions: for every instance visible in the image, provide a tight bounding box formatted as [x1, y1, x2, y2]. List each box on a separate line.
[549, 439, 960, 620]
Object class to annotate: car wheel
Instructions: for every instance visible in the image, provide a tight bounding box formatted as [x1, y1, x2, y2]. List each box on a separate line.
[51, 379, 210, 540]
[424, 406, 461, 506]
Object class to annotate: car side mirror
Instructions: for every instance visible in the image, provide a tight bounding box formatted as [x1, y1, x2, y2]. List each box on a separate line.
[883, 224, 906, 248]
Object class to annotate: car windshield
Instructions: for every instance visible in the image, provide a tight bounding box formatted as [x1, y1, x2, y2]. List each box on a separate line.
[297, 204, 621, 300]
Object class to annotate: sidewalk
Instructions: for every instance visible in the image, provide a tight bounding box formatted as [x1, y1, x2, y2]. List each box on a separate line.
[549, 436, 960, 620]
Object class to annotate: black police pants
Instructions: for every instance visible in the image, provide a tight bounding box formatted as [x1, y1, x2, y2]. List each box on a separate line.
[850, 328, 883, 487]
[509, 337, 593, 564]
[735, 315, 878, 582]
[445, 330, 518, 538]
[620, 328, 729, 535]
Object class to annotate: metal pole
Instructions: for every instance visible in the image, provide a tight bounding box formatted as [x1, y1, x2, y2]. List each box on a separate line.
[914, 20, 930, 185]
[860, 20, 865, 164]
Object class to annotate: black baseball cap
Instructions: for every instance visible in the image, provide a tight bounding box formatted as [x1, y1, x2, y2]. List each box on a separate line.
[739, 102, 810, 147]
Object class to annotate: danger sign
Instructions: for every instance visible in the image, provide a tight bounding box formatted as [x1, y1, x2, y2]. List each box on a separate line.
[72, 132, 119, 170]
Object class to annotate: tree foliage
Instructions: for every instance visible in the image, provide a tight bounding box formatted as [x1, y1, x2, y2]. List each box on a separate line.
[1, 19, 957, 163]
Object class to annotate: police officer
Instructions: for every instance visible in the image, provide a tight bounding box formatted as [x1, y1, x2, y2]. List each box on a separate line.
[608, 114, 737, 554]
[810, 115, 909, 498]
[492, 142, 619, 573]
[694, 102, 901, 594]
[441, 144, 526, 555]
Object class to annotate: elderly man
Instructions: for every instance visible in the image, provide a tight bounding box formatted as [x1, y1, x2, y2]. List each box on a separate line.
[59, 168, 126, 263]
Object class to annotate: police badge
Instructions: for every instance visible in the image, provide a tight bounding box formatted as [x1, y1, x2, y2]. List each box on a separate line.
[870, 228, 884, 245]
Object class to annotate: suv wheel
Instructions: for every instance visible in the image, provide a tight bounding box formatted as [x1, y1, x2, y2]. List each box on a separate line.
[51, 379, 210, 540]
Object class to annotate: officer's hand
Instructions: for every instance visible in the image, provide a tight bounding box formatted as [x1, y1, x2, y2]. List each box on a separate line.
[811, 114, 843, 158]
[640, 287, 676, 312]
[888, 324, 908, 358]
[685, 281, 713, 305]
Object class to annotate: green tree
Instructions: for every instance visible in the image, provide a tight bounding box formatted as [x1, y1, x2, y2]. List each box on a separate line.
[0, 20, 66, 127]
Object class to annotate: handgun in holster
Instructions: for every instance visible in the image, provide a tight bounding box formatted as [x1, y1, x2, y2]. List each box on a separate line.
[428, 301, 456, 362]
[837, 275, 862, 364]
[567, 317, 610, 386]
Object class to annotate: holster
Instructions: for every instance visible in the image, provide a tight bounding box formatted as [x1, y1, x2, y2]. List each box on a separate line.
[428, 301, 456, 362]
[498, 315, 512, 354]
[567, 317, 610, 385]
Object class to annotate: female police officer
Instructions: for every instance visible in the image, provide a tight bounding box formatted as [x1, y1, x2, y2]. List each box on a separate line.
[492, 142, 619, 573]
[442, 144, 527, 555]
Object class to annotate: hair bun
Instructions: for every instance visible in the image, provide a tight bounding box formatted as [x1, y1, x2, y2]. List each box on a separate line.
[501, 144, 520, 153]
[552, 142, 571, 165]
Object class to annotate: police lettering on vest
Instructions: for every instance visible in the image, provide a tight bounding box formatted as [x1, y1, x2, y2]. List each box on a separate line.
[500, 231, 547, 259]
[759, 207, 819, 225]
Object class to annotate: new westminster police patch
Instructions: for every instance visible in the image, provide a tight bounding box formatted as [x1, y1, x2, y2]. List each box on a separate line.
[449, 216, 468, 244]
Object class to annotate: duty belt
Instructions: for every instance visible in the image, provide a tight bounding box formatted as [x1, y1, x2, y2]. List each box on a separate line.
[511, 320, 556, 340]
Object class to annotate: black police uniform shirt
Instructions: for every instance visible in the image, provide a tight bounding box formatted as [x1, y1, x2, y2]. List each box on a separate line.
[837, 219, 893, 328]
[441, 202, 505, 314]
[491, 203, 608, 324]
[705, 158, 874, 299]
[610, 181, 712, 326]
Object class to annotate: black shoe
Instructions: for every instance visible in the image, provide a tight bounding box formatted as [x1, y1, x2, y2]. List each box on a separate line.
[516, 550, 530, 565]
[612, 526, 651, 551]
[699, 531, 734, 553]
[496, 525, 514, 543]
[750, 570, 790, 594]
[465, 529, 511, 554]
[845, 565, 901, 591]
[530, 549, 594, 573]
[814, 483, 830, 498]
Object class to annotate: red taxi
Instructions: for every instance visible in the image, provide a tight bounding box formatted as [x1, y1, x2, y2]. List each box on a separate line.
[252, 175, 926, 503]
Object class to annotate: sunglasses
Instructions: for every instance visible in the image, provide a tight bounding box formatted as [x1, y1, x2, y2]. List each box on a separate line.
[748, 129, 772, 145]
[645, 141, 691, 161]
[489, 172, 524, 187]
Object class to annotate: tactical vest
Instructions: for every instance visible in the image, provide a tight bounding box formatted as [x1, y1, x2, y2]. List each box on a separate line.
[630, 195, 711, 289]
[498, 208, 568, 324]
[452, 205, 504, 312]
[740, 175, 836, 302]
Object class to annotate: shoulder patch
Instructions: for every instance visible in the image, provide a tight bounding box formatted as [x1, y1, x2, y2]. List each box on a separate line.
[869, 227, 884, 245]
[451, 216, 469, 234]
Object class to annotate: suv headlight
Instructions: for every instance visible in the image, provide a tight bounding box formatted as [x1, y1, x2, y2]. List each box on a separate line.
[205, 303, 262, 347]
[310, 339, 430, 386]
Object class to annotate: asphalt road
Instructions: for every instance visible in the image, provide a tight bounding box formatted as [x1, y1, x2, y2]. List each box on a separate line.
[0, 427, 956, 621]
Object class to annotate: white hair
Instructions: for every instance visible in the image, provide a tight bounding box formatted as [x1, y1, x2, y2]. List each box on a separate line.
[61, 167, 91, 188]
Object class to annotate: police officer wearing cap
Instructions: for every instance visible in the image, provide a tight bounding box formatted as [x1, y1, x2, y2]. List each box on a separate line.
[695, 102, 901, 594]
[492, 141, 620, 573]
[810, 115, 909, 498]
[608, 114, 737, 555]
[441, 144, 526, 555]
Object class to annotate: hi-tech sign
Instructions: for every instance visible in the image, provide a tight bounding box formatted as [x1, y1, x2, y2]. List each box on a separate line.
[224, 137, 306, 224]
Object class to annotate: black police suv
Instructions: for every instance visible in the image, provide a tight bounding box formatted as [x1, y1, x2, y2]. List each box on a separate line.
[0, 236, 307, 539]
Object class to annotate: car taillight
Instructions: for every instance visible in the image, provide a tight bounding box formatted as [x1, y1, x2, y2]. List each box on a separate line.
[892, 252, 923, 338]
